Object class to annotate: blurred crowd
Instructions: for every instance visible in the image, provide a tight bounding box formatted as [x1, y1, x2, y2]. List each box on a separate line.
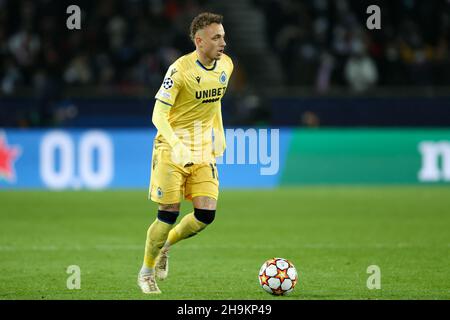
[1, 0, 450, 97]
[0, 0, 208, 96]
[257, 0, 450, 92]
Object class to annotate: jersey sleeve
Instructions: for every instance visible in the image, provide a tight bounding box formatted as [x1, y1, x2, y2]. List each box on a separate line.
[151, 99, 180, 147]
[213, 106, 226, 157]
[154, 64, 184, 106]
[226, 54, 234, 77]
[229, 57, 234, 75]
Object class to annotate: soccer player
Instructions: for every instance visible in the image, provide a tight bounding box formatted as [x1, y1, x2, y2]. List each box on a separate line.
[138, 12, 233, 294]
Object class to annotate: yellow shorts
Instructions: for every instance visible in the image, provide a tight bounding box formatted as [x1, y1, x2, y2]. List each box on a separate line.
[148, 147, 219, 204]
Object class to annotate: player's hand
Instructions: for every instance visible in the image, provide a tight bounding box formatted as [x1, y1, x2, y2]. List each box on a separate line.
[171, 141, 193, 167]
[213, 137, 226, 158]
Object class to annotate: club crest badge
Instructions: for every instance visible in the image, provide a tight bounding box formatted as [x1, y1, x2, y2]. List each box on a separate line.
[157, 187, 163, 198]
[219, 71, 227, 84]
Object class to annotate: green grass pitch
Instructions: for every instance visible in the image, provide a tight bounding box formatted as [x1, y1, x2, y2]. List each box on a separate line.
[0, 186, 449, 300]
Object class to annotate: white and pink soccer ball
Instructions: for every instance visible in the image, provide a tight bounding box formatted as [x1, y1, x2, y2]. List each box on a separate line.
[259, 257, 298, 295]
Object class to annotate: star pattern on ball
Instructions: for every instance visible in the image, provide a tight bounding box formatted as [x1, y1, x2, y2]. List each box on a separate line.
[275, 269, 289, 282]
[260, 273, 269, 286]
[259, 258, 298, 296]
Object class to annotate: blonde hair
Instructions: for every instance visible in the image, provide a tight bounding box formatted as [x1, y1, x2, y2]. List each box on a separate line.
[190, 12, 223, 42]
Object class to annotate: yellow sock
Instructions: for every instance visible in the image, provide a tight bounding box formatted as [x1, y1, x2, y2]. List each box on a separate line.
[167, 212, 207, 246]
[143, 219, 173, 269]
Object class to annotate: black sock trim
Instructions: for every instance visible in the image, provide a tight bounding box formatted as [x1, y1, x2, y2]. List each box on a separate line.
[157, 210, 179, 224]
[194, 208, 216, 224]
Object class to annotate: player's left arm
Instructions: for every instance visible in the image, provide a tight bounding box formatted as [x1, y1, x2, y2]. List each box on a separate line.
[213, 106, 226, 157]
[213, 56, 234, 158]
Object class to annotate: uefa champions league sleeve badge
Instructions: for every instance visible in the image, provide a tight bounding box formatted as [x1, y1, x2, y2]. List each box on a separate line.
[163, 77, 174, 90]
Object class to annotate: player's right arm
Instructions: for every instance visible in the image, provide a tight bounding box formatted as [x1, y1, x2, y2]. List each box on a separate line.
[152, 101, 193, 166]
[153, 64, 193, 166]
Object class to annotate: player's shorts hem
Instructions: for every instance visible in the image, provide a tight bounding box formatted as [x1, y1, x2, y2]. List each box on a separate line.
[185, 192, 218, 201]
[149, 186, 182, 204]
[149, 196, 182, 204]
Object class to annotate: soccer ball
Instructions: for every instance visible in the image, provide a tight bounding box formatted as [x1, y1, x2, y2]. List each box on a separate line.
[259, 258, 298, 296]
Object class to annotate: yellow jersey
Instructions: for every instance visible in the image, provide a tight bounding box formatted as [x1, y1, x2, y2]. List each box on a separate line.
[154, 50, 233, 163]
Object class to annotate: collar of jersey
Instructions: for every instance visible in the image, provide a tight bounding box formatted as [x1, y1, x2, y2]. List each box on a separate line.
[196, 59, 217, 71]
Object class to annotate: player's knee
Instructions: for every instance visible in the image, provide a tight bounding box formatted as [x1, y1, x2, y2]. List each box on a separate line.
[159, 203, 180, 212]
[157, 210, 179, 225]
[194, 208, 216, 225]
